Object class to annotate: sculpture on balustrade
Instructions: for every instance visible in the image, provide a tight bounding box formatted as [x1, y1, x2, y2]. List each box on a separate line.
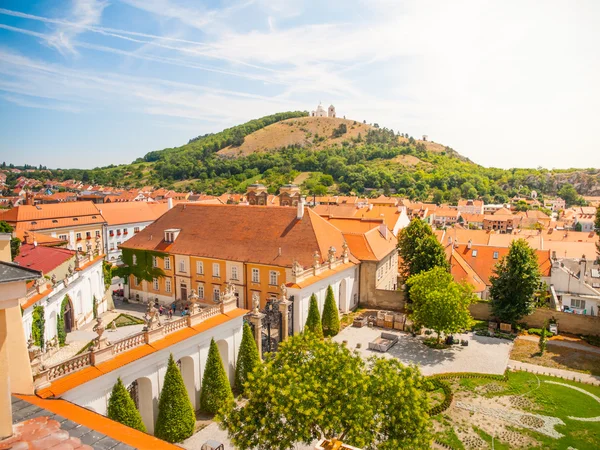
[280, 283, 288, 302]
[67, 264, 74, 276]
[252, 291, 260, 314]
[291, 259, 303, 277]
[342, 241, 349, 259]
[28, 338, 43, 375]
[328, 245, 336, 263]
[86, 241, 93, 256]
[313, 251, 321, 268]
[51, 274, 57, 286]
[144, 301, 161, 330]
[92, 316, 108, 350]
[188, 288, 199, 313]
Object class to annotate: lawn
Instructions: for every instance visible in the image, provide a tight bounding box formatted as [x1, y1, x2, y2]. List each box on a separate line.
[511, 339, 600, 376]
[107, 313, 145, 328]
[432, 371, 600, 450]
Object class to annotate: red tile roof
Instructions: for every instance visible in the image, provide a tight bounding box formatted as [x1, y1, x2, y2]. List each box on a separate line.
[14, 244, 74, 275]
[98, 201, 169, 226]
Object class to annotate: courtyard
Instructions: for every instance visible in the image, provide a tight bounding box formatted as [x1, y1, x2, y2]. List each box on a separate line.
[332, 326, 513, 375]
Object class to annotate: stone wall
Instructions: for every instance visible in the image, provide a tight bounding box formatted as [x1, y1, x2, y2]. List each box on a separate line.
[469, 302, 600, 336]
[361, 289, 405, 311]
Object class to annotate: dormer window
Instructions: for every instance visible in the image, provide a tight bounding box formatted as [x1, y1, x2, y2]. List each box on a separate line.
[164, 228, 181, 243]
[493, 251, 499, 259]
[472, 250, 478, 257]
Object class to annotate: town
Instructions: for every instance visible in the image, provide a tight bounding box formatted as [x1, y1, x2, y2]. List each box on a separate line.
[0, 166, 599, 449]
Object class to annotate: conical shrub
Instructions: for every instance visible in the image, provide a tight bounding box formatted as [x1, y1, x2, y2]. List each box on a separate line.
[304, 294, 323, 338]
[155, 354, 195, 443]
[235, 322, 261, 394]
[107, 378, 146, 433]
[200, 338, 234, 414]
[322, 285, 340, 337]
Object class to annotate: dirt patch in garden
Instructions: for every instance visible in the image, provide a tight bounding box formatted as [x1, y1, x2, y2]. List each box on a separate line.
[510, 339, 600, 376]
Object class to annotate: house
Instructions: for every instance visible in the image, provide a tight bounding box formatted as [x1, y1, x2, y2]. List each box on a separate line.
[483, 212, 522, 232]
[0, 202, 106, 252]
[120, 202, 360, 331]
[99, 201, 171, 262]
[551, 258, 600, 316]
[458, 199, 484, 215]
[447, 243, 551, 299]
[459, 213, 485, 229]
[544, 197, 566, 212]
[14, 243, 107, 348]
[316, 203, 410, 236]
[431, 206, 460, 228]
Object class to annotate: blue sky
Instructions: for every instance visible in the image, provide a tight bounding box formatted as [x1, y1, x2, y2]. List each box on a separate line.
[0, 0, 599, 170]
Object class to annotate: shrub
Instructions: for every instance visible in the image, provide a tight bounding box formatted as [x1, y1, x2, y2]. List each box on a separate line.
[57, 296, 70, 346]
[155, 354, 196, 443]
[321, 286, 340, 337]
[235, 322, 261, 394]
[304, 294, 323, 338]
[426, 378, 453, 415]
[31, 305, 45, 349]
[107, 378, 146, 432]
[200, 339, 234, 414]
[423, 337, 449, 349]
[528, 328, 554, 338]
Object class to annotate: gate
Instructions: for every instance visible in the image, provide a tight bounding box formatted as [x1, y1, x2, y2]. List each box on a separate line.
[244, 297, 294, 357]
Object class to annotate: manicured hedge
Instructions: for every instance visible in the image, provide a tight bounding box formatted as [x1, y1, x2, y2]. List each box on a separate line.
[427, 378, 453, 416]
[528, 328, 554, 338]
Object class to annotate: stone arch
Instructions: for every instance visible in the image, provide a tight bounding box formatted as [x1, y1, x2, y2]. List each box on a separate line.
[130, 377, 154, 433]
[178, 356, 196, 409]
[61, 295, 75, 334]
[216, 339, 231, 385]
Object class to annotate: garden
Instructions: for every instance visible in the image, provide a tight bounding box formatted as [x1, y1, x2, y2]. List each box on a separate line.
[430, 371, 600, 450]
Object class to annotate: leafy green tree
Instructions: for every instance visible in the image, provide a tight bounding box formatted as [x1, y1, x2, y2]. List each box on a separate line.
[218, 333, 431, 450]
[397, 219, 449, 280]
[321, 285, 341, 337]
[235, 322, 261, 394]
[200, 339, 234, 414]
[558, 183, 583, 207]
[155, 354, 196, 443]
[56, 296, 70, 346]
[107, 378, 147, 432]
[490, 239, 541, 323]
[407, 267, 474, 343]
[574, 222, 583, 232]
[304, 294, 323, 338]
[31, 305, 45, 349]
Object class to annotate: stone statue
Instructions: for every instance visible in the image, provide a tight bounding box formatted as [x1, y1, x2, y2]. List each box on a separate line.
[328, 246, 336, 263]
[51, 274, 57, 286]
[145, 301, 160, 330]
[313, 251, 321, 268]
[188, 288, 199, 313]
[92, 316, 106, 349]
[67, 264, 74, 276]
[280, 283, 288, 301]
[252, 291, 260, 314]
[291, 260, 303, 277]
[342, 241, 349, 258]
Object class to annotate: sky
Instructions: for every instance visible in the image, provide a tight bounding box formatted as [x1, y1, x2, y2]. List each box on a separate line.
[0, 0, 599, 170]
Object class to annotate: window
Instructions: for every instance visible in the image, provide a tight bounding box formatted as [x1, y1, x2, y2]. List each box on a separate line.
[134, 276, 140, 286]
[58, 234, 67, 241]
[132, 254, 137, 265]
[95, 230, 100, 237]
[572, 299, 586, 309]
[472, 250, 478, 257]
[269, 270, 278, 286]
[165, 279, 172, 293]
[164, 257, 171, 270]
[213, 287, 221, 302]
[153, 278, 159, 290]
[152, 256, 158, 267]
[76, 232, 82, 240]
[134, 227, 140, 233]
[213, 263, 220, 277]
[252, 268, 260, 283]
[179, 259, 186, 272]
[196, 261, 204, 275]
[231, 266, 238, 280]
[77, 246, 82, 251]
[493, 251, 499, 259]
[198, 284, 204, 299]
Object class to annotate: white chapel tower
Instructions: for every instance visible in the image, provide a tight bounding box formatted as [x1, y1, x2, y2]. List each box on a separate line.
[328, 104, 336, 118]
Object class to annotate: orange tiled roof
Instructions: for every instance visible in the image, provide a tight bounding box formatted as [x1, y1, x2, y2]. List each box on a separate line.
[120, 204, 350, 268]
[98, 201, 169, 226]
[1, 202, 105, 231]
[38, 308, 248, 399]
[449, 248, 486, 292]
[16, 230, 67, 246]
[342, 227, 396, 262]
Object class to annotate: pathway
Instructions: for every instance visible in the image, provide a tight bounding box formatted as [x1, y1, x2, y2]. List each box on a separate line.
[517, 335, 600, 355]
[508, 360, 600, 386]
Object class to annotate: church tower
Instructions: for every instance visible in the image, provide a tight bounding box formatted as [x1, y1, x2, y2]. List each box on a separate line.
[328, 105, 336, 118]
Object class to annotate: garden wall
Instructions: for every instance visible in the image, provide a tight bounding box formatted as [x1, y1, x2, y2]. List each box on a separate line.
[469, 302, 600, 336]
[361, 289, 405, 311]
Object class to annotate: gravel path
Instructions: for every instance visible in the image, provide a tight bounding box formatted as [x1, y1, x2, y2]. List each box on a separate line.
[508, 360, 600, 386]
[517, 335, 600, 355]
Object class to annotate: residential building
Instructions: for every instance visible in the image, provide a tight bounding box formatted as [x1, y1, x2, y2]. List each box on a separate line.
[120, 203, 360, 329]
[431, 207, 460, 228]
[459, 213, 485, 229]
[99, 201, 170, 262]
[551, 258, 600, 316]
[0, 201, 106, 252]
[544, 197, 566, 212]
[483, 212, 522, 232]
[458, 199, 484, 215]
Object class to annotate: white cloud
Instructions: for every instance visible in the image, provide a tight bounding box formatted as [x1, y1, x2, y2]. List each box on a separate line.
[2, 94, 81, 112]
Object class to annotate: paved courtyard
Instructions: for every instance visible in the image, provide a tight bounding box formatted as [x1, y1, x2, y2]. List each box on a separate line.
[333, 326, 513, 375]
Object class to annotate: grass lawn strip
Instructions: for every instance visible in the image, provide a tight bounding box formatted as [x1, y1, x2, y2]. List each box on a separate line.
[544, 380, 600, 421]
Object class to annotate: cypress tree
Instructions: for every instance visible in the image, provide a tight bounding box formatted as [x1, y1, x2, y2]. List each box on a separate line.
[322, 285, 340, 337]
[107, 378, 147, 433]
[200, 339, 234, 414]
[304, 294, 323, 338]
[155, 354, 196, 443]
[235, 322, 261, 394]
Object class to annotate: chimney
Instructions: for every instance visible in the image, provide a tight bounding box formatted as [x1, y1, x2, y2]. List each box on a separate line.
[467, 239, 472, 249]
[379, 222, 388, 239]
[168, 197, 173, 210]
[297, 198, 305, 220]
[368, 204, 373, 211]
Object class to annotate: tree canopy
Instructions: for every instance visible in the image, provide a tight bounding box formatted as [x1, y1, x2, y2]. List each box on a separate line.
[321, 285, 340, 337]
[107, 378, 147, 433]
[218, 333, 431, 450]
[397, 219, 449, 280]
[305, 294, 323, 338]
[235, 322, 261, 394]
[407, 267, 475, 342]
[489, 239, 542, 323]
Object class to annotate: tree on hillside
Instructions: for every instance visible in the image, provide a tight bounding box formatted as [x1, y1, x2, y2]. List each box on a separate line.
[397, 219, 449, 281]
[305, 294, 323, 338]
[107, 378, 147, 432]
[200, 339, 234, 414]
[235, 322, 261, 394]
[489, 239, 541, 324]
[0, 220, 21, 260]
[218, 333, 431, 450]
[321, 285, 341, 337]
[558, 183, 584, 207]
[155, 354, 195, 443]
[407, 267, 475, 343]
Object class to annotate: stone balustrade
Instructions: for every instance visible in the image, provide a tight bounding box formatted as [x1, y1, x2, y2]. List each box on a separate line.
[34, 305, 223, 389]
